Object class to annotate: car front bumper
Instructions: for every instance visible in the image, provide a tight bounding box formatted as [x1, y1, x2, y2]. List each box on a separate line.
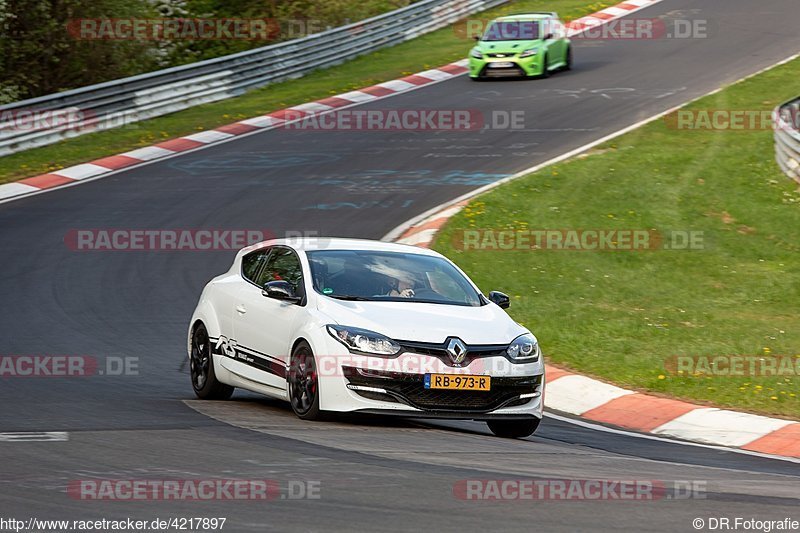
[469, 55, 545, 78]
[315, 336, 545, 419]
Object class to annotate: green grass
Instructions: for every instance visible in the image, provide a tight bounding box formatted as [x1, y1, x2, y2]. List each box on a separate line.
[435, 57, 800, 419]
[0, 0, 612, 184]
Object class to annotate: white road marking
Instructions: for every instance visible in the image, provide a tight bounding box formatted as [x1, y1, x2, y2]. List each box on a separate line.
[289, 102, 335, 114]
[122, 146, 176, 161]
[652, 408, 794, 447]
[0, 432, 69, 442]
[545, 375, 635, 415]
[183, 130, 235, 143]
[0, 183, 40, 199]
[335, 91, 377, 103]
[240, 115, 283, 127]
[546, 412, 800, 465]
[377, 80, 417, 92]
[52, 164, 110, 180]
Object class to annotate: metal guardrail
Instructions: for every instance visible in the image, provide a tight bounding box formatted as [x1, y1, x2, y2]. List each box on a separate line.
[774, 97, 800, 184]
[0, 0, 507, 156]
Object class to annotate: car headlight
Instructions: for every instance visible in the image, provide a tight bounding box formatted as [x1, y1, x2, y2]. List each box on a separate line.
[327, 325, 401, 356]
[470, 48, 484, 59]
[506, 333, 540, 362]
[519, 48, 538, 58]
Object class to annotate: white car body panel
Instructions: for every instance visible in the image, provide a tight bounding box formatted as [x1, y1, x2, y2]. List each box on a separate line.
[188, 238, 545, 420]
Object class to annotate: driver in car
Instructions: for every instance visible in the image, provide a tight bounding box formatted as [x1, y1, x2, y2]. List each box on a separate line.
[388, 276, 415, 298]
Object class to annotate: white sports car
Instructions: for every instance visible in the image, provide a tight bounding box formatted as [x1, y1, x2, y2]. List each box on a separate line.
[187, 238, 545, 438]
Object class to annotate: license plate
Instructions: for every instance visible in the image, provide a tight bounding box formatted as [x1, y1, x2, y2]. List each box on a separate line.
[424, 374, 491, 391]
[488, 61, 514, 68]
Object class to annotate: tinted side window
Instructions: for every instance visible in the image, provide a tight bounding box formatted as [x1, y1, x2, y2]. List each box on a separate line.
[242, 249, 270, 284]
[256, 248, 304, 294]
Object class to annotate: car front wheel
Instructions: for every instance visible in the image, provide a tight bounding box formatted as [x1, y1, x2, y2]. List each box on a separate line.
[539, 52, 550, 78]
[487, 418, 540, 438]
[288, 341, 322, 420]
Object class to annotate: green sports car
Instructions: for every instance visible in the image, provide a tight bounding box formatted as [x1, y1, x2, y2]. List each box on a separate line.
[468, 12, 572, 80]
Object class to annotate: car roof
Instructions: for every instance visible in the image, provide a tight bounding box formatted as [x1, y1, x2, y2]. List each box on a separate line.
[239, 237, 444, 257]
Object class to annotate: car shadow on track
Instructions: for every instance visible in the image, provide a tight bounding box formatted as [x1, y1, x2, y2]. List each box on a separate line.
[206, 392, 521, 439]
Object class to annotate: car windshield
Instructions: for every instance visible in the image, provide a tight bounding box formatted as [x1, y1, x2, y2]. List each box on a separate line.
[307, 250, 484, 306]
[482, 21, 540, 41]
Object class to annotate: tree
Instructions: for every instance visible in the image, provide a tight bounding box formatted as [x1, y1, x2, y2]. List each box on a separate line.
[0, 0, 158, 102]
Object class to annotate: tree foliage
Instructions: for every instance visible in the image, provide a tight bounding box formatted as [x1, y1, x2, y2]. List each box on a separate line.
[0, 0, 414, 103]
[0, 0, 159, 102]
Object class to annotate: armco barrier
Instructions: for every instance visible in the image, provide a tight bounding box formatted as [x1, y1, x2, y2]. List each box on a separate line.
[774, 97, 800, 184]
[0, 0, 507, 156]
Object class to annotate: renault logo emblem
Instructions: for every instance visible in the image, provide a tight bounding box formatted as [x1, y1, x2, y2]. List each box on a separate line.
[446, 338, 468, 365]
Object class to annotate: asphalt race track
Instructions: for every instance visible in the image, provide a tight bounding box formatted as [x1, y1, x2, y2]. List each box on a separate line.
[1, 0, 799, 530]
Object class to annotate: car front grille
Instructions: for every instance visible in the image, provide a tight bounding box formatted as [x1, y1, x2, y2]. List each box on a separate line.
[397, 340, 508, 367]
[481, 65, 526, 78]
[343, 366, 541, 412]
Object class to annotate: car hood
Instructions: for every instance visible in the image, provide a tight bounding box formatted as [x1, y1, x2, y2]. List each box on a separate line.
[316, 297, 528, 345]
[476, 39, 541, 54]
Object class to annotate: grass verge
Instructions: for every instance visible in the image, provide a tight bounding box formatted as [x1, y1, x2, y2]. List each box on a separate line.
[1, 0, 612, 184]
[434, 57, 800, 418]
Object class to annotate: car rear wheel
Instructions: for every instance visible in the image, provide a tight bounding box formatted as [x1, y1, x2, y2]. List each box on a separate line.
[190, 323, 234, 400]
[487, 418, 540, 438]
[288, 341, 322, 420]
[564, 46, 573, 71]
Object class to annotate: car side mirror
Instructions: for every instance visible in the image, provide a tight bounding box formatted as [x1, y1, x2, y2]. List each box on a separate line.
[263, 280, 301, 303]
[488, 291, 510, 309]
[473, 35, 481, 42]
[544, 33, 554, 40]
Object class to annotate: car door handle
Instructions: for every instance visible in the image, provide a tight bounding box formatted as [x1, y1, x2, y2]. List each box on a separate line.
[235, 304, 247, 315]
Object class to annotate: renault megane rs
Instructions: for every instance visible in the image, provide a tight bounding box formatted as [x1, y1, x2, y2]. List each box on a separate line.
[188, 238, 545, 438]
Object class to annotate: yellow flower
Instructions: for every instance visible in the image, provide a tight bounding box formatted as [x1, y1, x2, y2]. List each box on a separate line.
[657, 375, 666, 380]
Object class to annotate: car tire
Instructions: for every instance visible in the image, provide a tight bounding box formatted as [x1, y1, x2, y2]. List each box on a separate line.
[288, 341, 322, 420]
[487, 418, 540, 438]
[190, 323, 234, 400]
[564, 46, 573, 71]
[540, 53, 550, 78]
